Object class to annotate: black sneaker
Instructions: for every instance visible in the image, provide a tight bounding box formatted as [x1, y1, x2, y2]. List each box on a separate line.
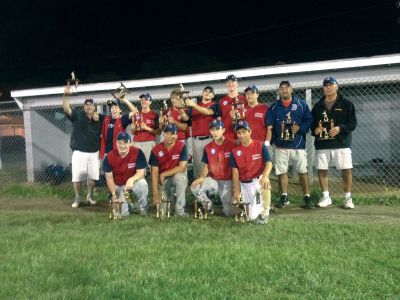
[303, 195, 315, 210]
[276, 194, 289, 208]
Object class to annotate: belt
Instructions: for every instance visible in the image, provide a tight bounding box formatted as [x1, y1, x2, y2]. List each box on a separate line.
[193, 136, 211, 140]
[241, 177, 259, 183]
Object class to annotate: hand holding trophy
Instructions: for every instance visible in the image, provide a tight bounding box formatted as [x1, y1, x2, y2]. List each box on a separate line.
[317, 111, 335, 140]
[66, 71, 79, 94]
[280, 112, 296, 141]
[176, 83, 191, 109]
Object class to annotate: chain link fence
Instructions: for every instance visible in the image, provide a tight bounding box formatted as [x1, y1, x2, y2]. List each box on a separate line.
[3, 74, 400, 199]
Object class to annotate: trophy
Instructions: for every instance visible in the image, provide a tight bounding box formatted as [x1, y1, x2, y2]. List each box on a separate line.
[318, 111, 335, 140]
[160, 99, 170, 126]
[133, 112, 143, 131]
[176, 83, 191, 109]
[108, 193, 122, 220]
[156, 189, 172, 219]
[66, 71, 79, 94]
[280, 112, 295, 141]
[111, 82, 130, 100]
[233, 193, 250, 223]
[194, 191, 210, 220]
[232, 96, 246, 123]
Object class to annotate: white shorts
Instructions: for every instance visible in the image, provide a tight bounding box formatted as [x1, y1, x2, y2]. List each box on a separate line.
[71, 150, 100, 182]
[315, 148, 353, 170]
[274, 147, 307, 175]
[240, 176, 265, 220]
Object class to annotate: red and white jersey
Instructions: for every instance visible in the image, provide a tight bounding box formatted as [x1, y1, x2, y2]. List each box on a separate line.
[218, 94, 246, 140]
[231, 140, 269, 181]
[202, 138, 236, 180]
[149, 140, 187, 173]
[190, 101, 215, 137]
[133, 110, 159, 142]
[170, 107, 189, 140]
[244, 103, 268, 142]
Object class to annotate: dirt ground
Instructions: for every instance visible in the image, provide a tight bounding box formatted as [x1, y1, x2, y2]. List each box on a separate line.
[1, 196, 399, 225]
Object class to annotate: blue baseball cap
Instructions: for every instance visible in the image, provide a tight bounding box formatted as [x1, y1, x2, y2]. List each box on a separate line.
[235, 120, 251, 131]
[226, 74, 237, 82]
[279, 80, 291, 87]
[84, 98, 94, 105]
[209, 119, 224, 129]
[323, 76, 338, 86]
[163, 124, 178, 133]
[244, 84, 259, 93]
[139, 93, 152, 101]
[117, 131, 131, 142]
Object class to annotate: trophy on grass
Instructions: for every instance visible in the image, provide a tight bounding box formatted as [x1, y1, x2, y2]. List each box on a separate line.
[156, 188, 172, 219]
[194, 191, 210, 220]
[66, 71, 79, 94]
[231, 96, 246, 123]
[318, 111, 335, 140]
[111, 82, 130, 100]
[108, 193, 122, 221]
[233, 193, 250, 223]
[280, 112, 295, 141]
[176, 83, 191, 109]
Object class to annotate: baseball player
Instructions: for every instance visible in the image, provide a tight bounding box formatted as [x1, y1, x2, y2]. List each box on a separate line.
[190, 120, 236, 217]
[179, 86, 216, 178]
[310, 76, 357, 209]
[231, 121, 272, 224]
[102, 131, 149, 216]
[149, 124, 189, 217]
[265, 80, 313, 209]
[131, 93, 161, 163]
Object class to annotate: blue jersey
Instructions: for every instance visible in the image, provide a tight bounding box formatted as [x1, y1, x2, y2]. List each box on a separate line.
[265, 96, 312, 149]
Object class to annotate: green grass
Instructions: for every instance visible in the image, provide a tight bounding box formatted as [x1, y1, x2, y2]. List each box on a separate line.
[0, 208, 399, 299]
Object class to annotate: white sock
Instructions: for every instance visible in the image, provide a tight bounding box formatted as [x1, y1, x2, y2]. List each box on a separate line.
[304, 194, 310, 197]
[345, 192, 351, 199]
[322, 191, 330, 198]
[281, 193, 288, 196]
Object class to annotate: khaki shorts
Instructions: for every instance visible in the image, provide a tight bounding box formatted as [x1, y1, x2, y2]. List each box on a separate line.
[71, 150, 100, 182]
[274, 147, 308, 176]
[315, 148, 353, 170]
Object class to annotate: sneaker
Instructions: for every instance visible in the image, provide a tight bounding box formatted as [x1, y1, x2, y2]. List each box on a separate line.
[276, 194, 289, 208]
[175, 212, 190, 218]
[86, 194, 97, 206]
[254, 214, 269, 225]
[317, 196, 332, 208]
[303, 195, 315, 210]
[343, 198, 355, 209]
[139, 209, 148, 216]
[71, 195, 81, 208]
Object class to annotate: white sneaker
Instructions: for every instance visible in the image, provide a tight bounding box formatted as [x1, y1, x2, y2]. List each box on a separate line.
[317, 197, 332, 208]
[86, 194, 97, 205]
[344, 198, 355, 209]
[72, 195, 81, 208]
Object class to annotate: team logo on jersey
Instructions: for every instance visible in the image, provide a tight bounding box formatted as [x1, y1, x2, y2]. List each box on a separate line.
[158, 151, 164, 157]
[223, 100, 228, 106]
[291, 104, 297, 111]
[210, 148, 216, 155]
[255, 112, 263, 118]
[224, 152, 231, 158]
[172, 154, 180, 160]
[236, 150, 242, 156]
[128, 163, 136, 169]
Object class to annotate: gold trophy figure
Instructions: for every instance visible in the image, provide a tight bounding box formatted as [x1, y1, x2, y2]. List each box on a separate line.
[280, 112, 295, 141]
[160, 100, 170, 126]
[176, 83, 191, 109]
[234, 193, 250, 223]
[194, 191, 210, 220]
[318, 111, 335, 140]
[108, 193, 122, 220]
[111, 82, 130, 100]
[232, 96, 246, 123]
[66, 71, 79, 94]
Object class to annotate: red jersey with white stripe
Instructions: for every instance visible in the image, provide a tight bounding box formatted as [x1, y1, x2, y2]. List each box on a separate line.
[170, 107, 189, 140]
[244, 103, 268, 142]
[191, 101, 215, 137]
[133, 110, 159, 142]
[232, 140, 265, 181]
[203, 138, 235, 180]
[218, 94, 246, 140]
[150, 140, 185, 173]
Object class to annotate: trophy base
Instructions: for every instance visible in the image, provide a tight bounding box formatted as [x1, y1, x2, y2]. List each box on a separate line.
[281, 138, 295, 142]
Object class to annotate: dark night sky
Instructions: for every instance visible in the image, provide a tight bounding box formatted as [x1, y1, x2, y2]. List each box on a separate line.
[0, 0, 399, 94]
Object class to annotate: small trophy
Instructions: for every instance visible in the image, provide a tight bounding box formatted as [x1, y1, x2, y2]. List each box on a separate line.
[66, 71, 79, 94]
[194, 191, 210, 220]
[160, 100, 170, 125]
[232, 96, 246, 123]
[111, 82, 130, 100]
[156, 190, 171, 219]
[280, 112, 295, 141]
[234, 193, 250, 223]
[176, 83, 191, 109]
[108, 193, 122, 221]
[133, 113, 142, 131]
[318, 111, 335, 140]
